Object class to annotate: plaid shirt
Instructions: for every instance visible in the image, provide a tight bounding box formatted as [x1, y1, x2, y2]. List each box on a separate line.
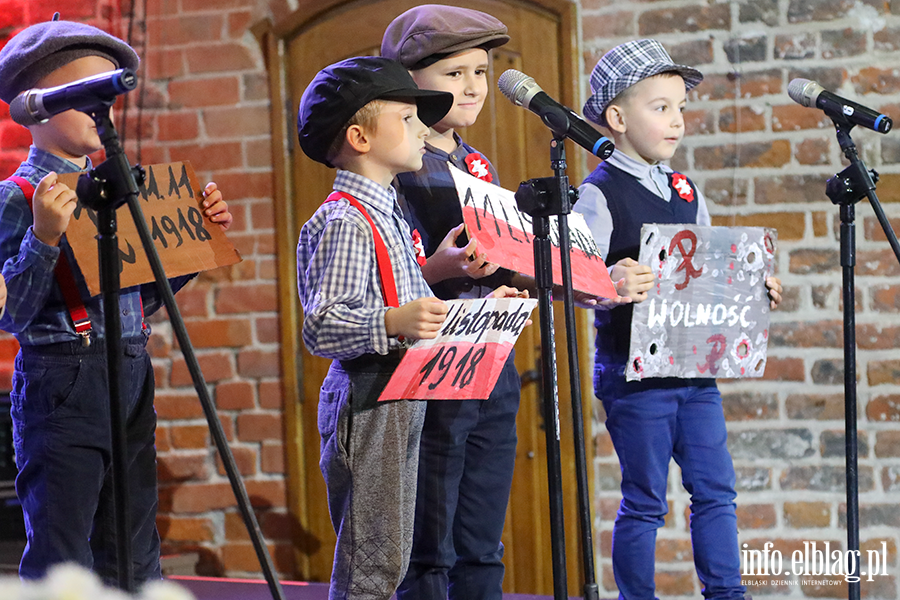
[297, 170, 434, 361]
[0, 146, 192, 345]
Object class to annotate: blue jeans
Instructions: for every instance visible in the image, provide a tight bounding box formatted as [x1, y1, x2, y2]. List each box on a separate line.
[596, 366, 746, 600]
[397, 354, 520, 600]
[10, 336, 160, 584]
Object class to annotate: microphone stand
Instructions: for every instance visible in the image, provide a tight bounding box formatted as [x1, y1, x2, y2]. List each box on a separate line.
[824, 117, 900, 600]
[79, 104, 286, 600]
[515, 133, 599, 600]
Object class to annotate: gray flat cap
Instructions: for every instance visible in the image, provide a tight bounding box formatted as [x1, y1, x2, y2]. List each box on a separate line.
[0, 19, 139, 103]
[382, 4, 509, 70]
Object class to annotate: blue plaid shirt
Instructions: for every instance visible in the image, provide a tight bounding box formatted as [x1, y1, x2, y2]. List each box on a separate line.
[297, 170, 435, 361]
[0, 146, 192, 345]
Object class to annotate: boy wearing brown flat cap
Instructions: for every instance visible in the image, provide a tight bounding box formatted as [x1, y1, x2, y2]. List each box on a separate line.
[0, 17, 232, 583]
[382, 6, 523, 600]
[297, 55, 528, 600]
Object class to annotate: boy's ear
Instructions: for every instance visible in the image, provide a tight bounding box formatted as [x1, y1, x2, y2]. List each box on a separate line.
[605, 104, 627, 134]
[345, 124, 370, 154]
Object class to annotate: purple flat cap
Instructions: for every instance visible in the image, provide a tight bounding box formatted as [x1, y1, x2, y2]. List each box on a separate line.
[0, 19, 139, 103]
[381, 4, 509, 70]
[583, 39, 703, 127]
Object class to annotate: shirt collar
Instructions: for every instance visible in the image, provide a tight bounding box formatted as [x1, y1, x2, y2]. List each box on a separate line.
[607, 148, 673, 180]
[424, 131, 464, 158]
[27, 146, 92, 175]
[333, 169, 398, 217]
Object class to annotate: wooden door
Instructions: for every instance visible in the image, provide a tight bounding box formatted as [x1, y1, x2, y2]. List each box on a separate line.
[261, 0, 594, 594]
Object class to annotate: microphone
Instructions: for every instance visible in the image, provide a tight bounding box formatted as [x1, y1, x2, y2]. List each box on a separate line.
[10, 68, 137, 126]
[498, 69, 614, 159]
[788, 78, 892, 134]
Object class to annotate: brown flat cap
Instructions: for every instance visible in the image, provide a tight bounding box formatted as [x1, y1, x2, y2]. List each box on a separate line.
[0, 19, 139, 104]
[382, 4, 509, 70]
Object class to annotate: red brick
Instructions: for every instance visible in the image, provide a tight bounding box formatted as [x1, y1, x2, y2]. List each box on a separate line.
[170, 351, 235, 386]
[245, 479, 287, 509]
[168, 76, 241, 109]
[656, 538, 692, 563]
[789, 249, 840, 274]
[157, 112, 199, 142]
[718, 106, 765, 133]
[866, 395, 900, 422]
[784, 501, 831, 528]
[703, 177, 748, 206]
[854, 67, 900, 95]
[147, 14, 223, 47]
[683, 108, 714, 135]
[238, 349, 280, 378]
[245, 139, 272, 168]
[181, 0, 255, 10]
[858, 323, 900, 349]
[738, 69, 782, 98]
[145, 48, 185, 80]
[156, 425, 172, 452]
[163, 482, 235, 513]
[158, 452, 210, 481]
[736, 503, 776, 529]
[209, 172, 273, 201]
[770, 320, 842, 348]
[258, 380, 283, 410]
[227, 10, 254, 38]
[261, 441, 285, 474]
[28, 0, 96, 19]
[638, 4, 729, 34]
[171, 286, 210, 318]
[822, 28, 866, 59]
[775, 32, 816, 59]
[215, 283, 277, 313]
[712, 212, 803, 240]
[216, 380, 256, 410]
[693, 74, 736, 101]
[795, 138, 831, 165]
[169, 142, 244, 173]
[654, 569, 695, 595]
[250, 201, 275, 229]
[669, 39, 714, 66]
[203, 106, 271, 139]
[870, 359, 900, 385]
[875, 431, 900, 457]
[215, 444, 257, 476]
[157, 515, 216, 543]
[788, 0, 880, 22]
[155, 391, 206, 420]
[221, 541, 293, 575]
[582, 12, 634, 37]
[183, 318, 252, 348]
[185, 43, 257, 74]
[256, 316, 279, 345]
[694, 140, 790, 170]
[236, 412, 283, 443]
[169, 424, 210, 449]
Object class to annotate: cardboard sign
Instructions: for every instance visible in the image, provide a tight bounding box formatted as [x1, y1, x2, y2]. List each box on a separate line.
[449, 167, 617, 299]
[626, 225, 777, 381]
[58, 162, 241, 296]
[379, 297, 537, 401]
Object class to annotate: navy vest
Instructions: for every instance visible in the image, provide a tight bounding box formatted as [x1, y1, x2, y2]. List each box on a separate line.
[585, 162, 699, 364]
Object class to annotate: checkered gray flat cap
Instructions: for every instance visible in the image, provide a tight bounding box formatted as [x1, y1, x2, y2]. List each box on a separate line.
[583, 39, 703, 127]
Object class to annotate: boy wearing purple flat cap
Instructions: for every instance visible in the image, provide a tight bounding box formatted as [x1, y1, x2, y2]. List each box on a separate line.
[0, 17, 232, 584]
[382, 6, 524, 600]
[576, 39, 783, 600]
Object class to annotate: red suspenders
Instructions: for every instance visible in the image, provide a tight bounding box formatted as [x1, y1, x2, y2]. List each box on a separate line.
[325, 191, 399, 307]
[7, 175, 93, 344]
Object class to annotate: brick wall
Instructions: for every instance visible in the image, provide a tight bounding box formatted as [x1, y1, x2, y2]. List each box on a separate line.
[583, 1, 900, 598]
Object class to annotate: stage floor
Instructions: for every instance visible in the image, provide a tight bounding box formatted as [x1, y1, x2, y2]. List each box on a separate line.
[169, 575, 578, 600]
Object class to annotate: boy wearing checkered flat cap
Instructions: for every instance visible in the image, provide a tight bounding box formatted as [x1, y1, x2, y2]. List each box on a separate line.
[576, 39, 783, 600]
[381, 6, 528, 600]
[0, 17, 232, 583]
[297, 55, 526, 600]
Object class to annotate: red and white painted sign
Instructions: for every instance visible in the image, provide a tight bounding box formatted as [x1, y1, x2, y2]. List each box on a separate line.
[379, 297, 537, 401]
[449, 167, 617, 299]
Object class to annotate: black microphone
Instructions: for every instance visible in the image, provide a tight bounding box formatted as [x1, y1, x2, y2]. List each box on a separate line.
[498, 69, 614, 159]
[10, 68, 137, 126]
[788, 78, 892, 134]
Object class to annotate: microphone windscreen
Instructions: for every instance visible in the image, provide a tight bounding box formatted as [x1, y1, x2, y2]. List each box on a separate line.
[9, 94, 38, 127]
[497, 69, 531, 104]
[787, 78, 820, 107]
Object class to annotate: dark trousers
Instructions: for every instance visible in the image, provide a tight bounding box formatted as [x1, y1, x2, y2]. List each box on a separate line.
[397, 354, 520, 600]
[10, 335, 161, 584]
[596, 364, 746, 600]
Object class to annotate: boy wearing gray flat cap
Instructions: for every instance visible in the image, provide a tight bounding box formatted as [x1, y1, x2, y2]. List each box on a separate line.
[576, 39, 782, 600]
[0, 17, 232, 584]
[382, 6, 523, 600]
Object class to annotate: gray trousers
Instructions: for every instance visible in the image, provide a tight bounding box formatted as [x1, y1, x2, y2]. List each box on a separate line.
[318, 362, 426, 600]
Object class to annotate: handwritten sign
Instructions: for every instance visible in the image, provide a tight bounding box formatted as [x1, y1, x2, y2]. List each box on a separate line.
[379, 297, 537, 401]
[449, 167, 617, 299]
[626, 225, 776, 381]
[59, 162, 241, 296]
